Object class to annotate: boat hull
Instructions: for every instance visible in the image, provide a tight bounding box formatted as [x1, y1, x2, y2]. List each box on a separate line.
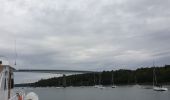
[153, 87, 168, 91]
[94, 85, 105, 89]
[112, 85, 117, 88]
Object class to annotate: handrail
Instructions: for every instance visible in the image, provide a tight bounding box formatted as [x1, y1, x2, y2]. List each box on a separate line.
[0, 71, 4, 89]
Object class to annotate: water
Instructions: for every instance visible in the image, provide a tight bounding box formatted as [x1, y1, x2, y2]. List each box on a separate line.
[20, 85, 170, 100]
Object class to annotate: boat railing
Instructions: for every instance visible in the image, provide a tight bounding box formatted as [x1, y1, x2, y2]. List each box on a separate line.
[0, 70, 4, 88]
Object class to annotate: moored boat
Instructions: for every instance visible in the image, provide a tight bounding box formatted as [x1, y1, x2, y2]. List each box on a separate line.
[152, 66, 168, 91]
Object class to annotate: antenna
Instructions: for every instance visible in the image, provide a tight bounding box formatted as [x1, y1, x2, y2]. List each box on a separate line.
[14, 40, 17, 66]
[153, 60, 155, 67]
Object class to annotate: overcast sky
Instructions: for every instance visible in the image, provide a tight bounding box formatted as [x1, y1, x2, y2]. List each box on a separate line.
[0, 0, 170, 74]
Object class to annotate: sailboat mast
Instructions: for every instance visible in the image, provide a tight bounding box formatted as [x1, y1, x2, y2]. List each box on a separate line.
[93, 73, 95, 85]
[154, 68, 157, 85]
[111, 71, 114, 85]
[153, 61, 157, 87]
[153, 67, 155, 87]
[99, 72, 101, 85]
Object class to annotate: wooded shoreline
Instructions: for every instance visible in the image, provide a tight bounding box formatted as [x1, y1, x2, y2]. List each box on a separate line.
[15, 65, 170, 87]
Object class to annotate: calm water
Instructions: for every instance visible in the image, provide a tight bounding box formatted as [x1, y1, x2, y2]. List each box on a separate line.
[20, 85, 170, 100]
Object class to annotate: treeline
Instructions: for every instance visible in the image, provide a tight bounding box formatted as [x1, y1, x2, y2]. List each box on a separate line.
[30, 65, 170, 87]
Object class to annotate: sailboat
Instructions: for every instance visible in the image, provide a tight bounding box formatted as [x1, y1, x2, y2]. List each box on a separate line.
[153, 67, 168, 91]
[94, 72, 105, 89]
[111, 71, 117, 88]
[93, 73, 98, 88]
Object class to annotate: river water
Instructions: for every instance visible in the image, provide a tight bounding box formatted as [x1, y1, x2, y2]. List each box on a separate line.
[19, 85, 170, 100]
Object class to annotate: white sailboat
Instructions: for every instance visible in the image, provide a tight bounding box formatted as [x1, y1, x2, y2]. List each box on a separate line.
[94, 73, 105, 89]
[153, 86, 168, 91]
[93, 73, 98, 88]
[111, 85, 117, 88]
[111, 71, 117, 88]
[153, 67, 168, 91]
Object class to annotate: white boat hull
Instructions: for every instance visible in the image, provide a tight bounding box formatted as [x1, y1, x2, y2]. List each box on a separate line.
[94, 85, 105, 89]
[153, 87, 168, 91]
[112, 85, 117, 88]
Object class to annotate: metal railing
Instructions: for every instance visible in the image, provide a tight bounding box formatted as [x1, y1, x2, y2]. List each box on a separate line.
[0, 71, 4, 89]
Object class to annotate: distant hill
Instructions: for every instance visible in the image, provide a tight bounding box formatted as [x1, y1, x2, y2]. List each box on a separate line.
[15, 83, 33, 87]
[16, 65, 170, 87]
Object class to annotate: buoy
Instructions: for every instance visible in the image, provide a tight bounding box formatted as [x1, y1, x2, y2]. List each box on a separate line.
[25, 92, 39, 100]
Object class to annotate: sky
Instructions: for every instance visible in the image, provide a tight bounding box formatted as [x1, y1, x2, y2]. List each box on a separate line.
[0, 0, 170, 83]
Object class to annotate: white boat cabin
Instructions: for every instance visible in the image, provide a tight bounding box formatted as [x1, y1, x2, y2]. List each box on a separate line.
[0, 61, 15, 100]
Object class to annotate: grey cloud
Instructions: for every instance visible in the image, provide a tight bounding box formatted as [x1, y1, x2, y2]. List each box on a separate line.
[0, 0, 170, 72]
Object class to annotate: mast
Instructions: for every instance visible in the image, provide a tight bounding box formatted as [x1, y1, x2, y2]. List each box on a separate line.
[153, 67, 155, 87]
[111, 71, 114, 85]
[14, 40, 17, 66]
[93, 73, 96, 85]
[99, 72, 101, 85]
[153, 61, 157, 87]
[154, 68, 157, 85]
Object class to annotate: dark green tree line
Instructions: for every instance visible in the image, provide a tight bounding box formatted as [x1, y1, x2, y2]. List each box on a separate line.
[29, 65, 170, 87]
